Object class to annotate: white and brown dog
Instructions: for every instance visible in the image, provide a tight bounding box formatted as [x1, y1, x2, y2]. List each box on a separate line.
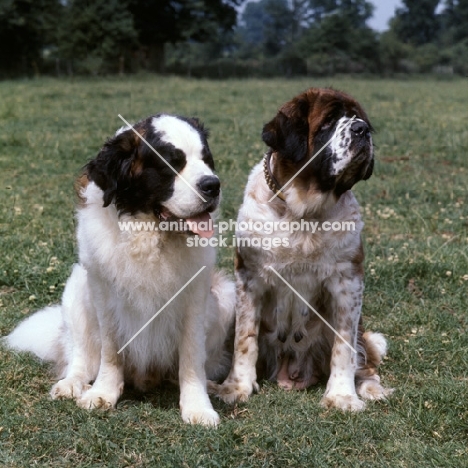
[6, 114, 235, 426]
[214, 88, 392, 411]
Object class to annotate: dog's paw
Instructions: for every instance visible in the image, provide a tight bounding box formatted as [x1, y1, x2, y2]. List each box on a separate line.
[321, 393, 366, 412]
[181, 406, 220, 427]
[76, 388, 120, 410]
[50, 378, 91, 400]
[215, 378, 260, 404]
[358, 380, 394, 401]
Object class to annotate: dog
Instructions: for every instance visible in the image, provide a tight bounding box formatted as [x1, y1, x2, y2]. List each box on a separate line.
[214, 87, 392, 411]
[6, 114, 235, 426]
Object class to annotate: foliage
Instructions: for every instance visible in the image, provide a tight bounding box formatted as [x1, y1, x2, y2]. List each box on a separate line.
[57, 0, 137, 75]
[238, 0, 294, 57]
[391, 0, 441, 45]
[295, 12, 379, 72]
[308, 0, 374, 27]
[232, 0, 378, 75]
[0, 0, 62, 76]
[3, 0, 468, 77]
[439, 38, 468, 74]
[129, 0, 242, 71]
[0, 0, 243, 76]
[441, 0, 468, 42]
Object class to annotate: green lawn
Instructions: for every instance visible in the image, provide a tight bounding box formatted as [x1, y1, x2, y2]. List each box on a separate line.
[0, 76, 467, 467]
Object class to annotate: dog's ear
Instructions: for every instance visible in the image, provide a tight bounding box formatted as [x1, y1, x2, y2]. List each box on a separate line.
[261, 96, 309, 163]
[86, 129, 140, 207]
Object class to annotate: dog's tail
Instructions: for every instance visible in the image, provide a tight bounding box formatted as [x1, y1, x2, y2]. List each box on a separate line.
[3, 263, 88, 370]
[363, 331, 387, 367]
[356, 331, 394, 400]
[4, 305, 63, 362]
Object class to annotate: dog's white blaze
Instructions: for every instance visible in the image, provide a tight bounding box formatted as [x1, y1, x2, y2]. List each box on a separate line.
[152, 114, 218, 216]
[153, 115, 204, 159]
[165, 166, 217, 215]
[330, 117, 368, 176]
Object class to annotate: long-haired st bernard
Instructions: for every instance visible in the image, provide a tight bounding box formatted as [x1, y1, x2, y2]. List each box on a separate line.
[214, 88, 392, 411]
[6, 114, 235, 426]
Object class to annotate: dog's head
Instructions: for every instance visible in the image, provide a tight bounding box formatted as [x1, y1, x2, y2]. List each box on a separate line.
[262, 88, 374, 210]
[84, 114, 219, 228]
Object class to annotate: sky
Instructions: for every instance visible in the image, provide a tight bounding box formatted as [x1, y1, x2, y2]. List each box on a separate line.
[367, 0, 403, 32]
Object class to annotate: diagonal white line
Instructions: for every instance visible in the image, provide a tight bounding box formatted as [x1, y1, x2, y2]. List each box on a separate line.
[117, 266, 207, 354]
[118, 114, 207, 203]
[268, 266, 357, 354]
[268, 115, 357, 203]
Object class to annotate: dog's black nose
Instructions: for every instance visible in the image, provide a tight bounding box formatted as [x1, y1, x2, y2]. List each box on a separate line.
[198, 176, 220, 198]
[351, 120, 369, 138]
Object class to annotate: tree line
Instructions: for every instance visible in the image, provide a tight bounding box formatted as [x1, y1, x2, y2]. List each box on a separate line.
[1, 0, 467, 78]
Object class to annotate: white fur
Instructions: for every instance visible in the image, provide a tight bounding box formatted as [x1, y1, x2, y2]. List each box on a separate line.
[153, 115, 203, 157]
[6, 116, 234, 427]
[152, 115, 217, 217]
[365, 332, 388, 358]
[330, 117, 371, 176]
[6, 306, 62, 361]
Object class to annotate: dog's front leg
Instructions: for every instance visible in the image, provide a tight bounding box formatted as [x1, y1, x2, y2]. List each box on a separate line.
[179, 287, 220, 427]
[77, 281, 124, 410]
[321, 273, 365, 411]
[76, 329, 124, 409]
[50, 264, 100, 401]
[216, 265, 260, 404]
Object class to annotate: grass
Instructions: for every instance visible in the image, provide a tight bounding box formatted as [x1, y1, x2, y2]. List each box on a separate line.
[0, 75, 467, 467]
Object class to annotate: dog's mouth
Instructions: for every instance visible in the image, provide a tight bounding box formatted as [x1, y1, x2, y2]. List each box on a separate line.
[155, 208, 215, 238]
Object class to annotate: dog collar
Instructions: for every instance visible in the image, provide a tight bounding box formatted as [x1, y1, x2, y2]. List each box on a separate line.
[263, 153, 286, 202]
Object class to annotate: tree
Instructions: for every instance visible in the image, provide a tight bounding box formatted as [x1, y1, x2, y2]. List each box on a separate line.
[379, 30, 410, 73]
[392, 0, 441, 45]
[58, 0, 137, 75]
[129, 0, 244, 71]
[238, 0, 295, 57]
[290, 0, 314, 38]
[0, 0, 62, 76]
[308, 0, 374, 27]
[295, 0, 378, 73]
[441, 0, 468, 41]
[238, 0, 269, 49]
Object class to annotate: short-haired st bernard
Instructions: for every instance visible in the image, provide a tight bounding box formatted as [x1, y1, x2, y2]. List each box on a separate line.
[214, 88, 393, 411]
[6, 114, 235, 426]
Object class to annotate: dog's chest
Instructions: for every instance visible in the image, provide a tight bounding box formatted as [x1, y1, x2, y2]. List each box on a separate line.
[78, 208, 215, 300]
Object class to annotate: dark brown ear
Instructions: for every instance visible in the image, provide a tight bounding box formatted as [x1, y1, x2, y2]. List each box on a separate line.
[261, 97, 309, 163]
[86, 129, 139, 207]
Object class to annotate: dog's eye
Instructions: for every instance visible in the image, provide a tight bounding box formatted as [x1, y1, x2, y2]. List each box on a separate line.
[172, 149, 185, 163]
[321, 120, 334, 131]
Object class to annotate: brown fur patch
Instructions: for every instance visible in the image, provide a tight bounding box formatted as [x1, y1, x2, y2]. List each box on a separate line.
[265, 87, 371, 208]
[234, 249, 245, 272]
[74, 171, 89, 206]
[130, 157, 145, 176]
